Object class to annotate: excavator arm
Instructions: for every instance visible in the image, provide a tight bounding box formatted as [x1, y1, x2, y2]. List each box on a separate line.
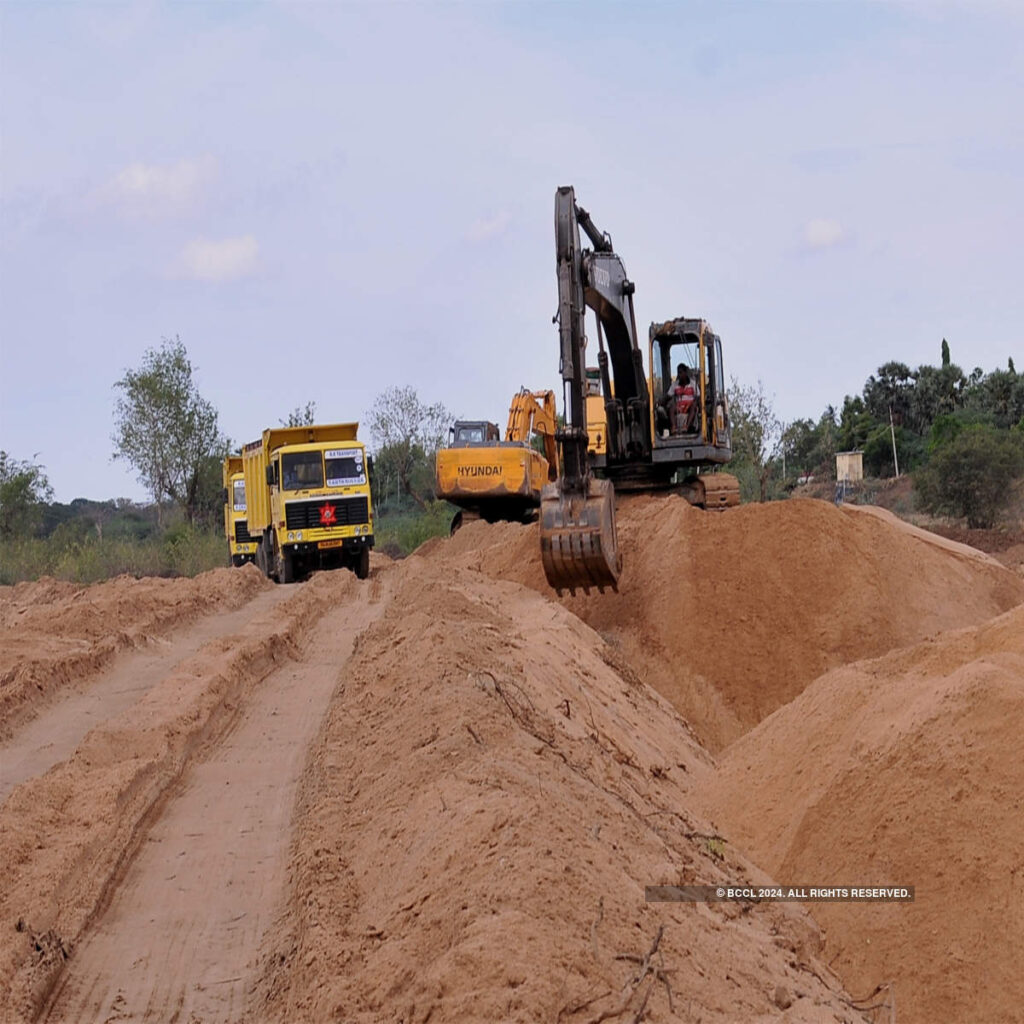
[540, 187, 624, 594]
[505, 388, 559, 480]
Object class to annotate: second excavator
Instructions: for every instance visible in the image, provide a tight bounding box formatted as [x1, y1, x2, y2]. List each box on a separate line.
[436, 388, 559, 533]
[540, 186, 740, 594]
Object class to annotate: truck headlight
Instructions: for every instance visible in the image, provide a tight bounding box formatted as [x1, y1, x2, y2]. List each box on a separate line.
[296, 531, 303, 541]
[288, 532, 294, 541]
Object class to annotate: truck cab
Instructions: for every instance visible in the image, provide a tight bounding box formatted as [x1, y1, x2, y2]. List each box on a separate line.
[222, 456, 257, 566]
[243, 424, 374, 583]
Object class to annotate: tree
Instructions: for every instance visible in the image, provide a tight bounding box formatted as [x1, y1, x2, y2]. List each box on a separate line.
[728, 378, 783, 502]
[0, 452, 53, 538]
[941, 338, 951, 369]
[280, 401, 317, 427]
[915, 426, 1024, 528]
[366, 386, 452, 508]
[863, 361, 913, 426]
[112, 337, 228, 525]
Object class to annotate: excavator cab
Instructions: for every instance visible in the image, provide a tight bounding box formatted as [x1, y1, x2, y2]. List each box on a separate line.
[451, 421, 500, 446]
[649, 319, 731, 456]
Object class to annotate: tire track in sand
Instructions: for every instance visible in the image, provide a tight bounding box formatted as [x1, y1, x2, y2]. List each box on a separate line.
[38, 576, 387, 1023]
[0, 587, 293, 804]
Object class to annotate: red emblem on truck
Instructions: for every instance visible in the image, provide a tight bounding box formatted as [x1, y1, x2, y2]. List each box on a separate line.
[319, 503, 337, 526]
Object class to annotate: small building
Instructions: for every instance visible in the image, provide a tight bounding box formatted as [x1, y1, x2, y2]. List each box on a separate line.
[835, 450, 864, 482]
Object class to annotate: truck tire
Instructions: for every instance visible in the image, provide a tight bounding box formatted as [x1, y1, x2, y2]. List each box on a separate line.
[280, 547, 296, 584]
[256, 536, 271, 579]
[354, 546, 370, 580]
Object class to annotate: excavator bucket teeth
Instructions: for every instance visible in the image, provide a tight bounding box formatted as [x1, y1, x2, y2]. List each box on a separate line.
[539, 478, 621, 595]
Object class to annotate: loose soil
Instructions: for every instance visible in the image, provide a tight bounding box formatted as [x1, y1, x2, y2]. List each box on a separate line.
[1, 497, 1022, 1024]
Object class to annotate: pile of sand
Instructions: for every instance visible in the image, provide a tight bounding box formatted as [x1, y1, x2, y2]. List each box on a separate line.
[695, 602, 1024, 1024]
[0, 566, 269, 737]
[436, 496, 1024, 750]
[251, 558, 860, 1023]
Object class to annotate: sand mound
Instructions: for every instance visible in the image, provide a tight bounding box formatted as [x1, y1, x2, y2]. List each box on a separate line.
[694, 603, 1024, 1024]
[435, 496, 1024, 750]
[251, 559, 860, 1023]
[0, 566, 270, 738]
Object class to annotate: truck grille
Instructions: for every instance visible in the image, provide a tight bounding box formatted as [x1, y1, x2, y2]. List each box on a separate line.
[234, 520, 255, 544]
[285, 496, 369, 530]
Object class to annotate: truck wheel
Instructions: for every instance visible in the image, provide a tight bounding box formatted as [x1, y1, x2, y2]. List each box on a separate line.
[354, 546, 370, 580]
[256, 537, 272, 579]
[280, 548, 296, 584]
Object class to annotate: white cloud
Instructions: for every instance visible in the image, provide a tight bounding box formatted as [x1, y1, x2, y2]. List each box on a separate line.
[803, 218, 847, 250]
[177, 235, 259, 282]
[466, 210, 512, 242]
[102, 156, 216, 217]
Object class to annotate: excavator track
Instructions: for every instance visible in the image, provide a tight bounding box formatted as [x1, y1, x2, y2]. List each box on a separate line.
[539, 478, 621, 595]
[676, 472, 741, 510]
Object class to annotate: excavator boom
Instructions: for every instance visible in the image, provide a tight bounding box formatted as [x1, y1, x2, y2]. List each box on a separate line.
[540, 187, 623, 594]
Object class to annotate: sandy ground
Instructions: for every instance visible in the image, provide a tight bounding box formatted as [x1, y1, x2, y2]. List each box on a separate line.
[1, 497, 1022, 1023]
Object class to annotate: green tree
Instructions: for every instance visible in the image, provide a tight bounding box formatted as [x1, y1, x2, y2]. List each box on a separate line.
[915, 426, 1024, 528]
[367, 386, 452, 509]
[863, 361, 913, 426]
[728, 378, 782, 502]
[280, 401, 317, 427]
[112, 337, 228, 525]
[0, 452, 54, 538]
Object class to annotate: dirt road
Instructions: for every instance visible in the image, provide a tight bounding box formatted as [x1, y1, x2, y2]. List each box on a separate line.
[0, 567, 380, 1023]
[38, 582, 385, 1023]
[0, 588, 292, 802]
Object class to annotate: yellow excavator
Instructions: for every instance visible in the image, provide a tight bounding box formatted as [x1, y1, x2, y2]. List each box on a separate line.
[540, 186, 739, 594]
[436, 388, 559, 533]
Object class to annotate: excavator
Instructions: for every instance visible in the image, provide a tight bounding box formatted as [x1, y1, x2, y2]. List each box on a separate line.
[436, 388, 559, 533]
[540, 186, 739, 594]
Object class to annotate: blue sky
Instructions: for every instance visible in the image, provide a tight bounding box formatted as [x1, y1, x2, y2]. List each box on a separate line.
[1, 0, 1021, 502]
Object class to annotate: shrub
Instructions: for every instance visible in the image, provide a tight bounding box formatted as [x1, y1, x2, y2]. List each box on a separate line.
[914, 426, 1024, 528]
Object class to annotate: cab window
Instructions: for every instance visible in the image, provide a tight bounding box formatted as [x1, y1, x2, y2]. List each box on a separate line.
[232, 480, 246, 510]
[326, 453, 365, 486]
[282, 451, 324, 490]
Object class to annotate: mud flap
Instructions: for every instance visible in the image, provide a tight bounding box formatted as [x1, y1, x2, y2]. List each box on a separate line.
[539, 477, 621, 595]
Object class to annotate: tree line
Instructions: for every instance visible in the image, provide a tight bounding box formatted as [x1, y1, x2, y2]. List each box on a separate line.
[727, 340, 1024, 526]
[3, 336, 1022, 555]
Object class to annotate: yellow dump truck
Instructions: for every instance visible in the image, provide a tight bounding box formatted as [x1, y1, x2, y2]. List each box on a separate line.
[222, 455, 258, 566]
[242, 423, 374, 583]
[436, 388, 559, 532]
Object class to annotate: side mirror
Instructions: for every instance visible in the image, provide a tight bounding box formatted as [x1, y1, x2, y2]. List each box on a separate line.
[366, 455, 374, 482]
[266, 465, 275, 486]
[221, 488, 229, 504]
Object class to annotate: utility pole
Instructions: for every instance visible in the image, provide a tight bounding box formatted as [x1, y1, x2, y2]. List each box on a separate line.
[889, 406, 900, 478]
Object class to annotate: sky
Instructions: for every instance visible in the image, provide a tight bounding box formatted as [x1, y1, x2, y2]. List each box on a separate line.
[1, 0, 1022, 503]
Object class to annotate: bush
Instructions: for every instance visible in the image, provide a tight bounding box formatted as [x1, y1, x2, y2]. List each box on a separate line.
[914, 426, 1024, 528]
[374, 501, 454, 557]
[0, 529, 228, 585]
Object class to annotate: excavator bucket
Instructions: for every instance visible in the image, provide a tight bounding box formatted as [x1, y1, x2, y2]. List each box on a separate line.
[539, 477, 621, 595]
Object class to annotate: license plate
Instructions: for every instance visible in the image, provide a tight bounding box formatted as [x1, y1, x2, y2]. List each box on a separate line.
[318, 539, 344, 550]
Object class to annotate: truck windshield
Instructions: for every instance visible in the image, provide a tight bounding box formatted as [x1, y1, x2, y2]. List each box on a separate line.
[282, 452, 324, 490]
[325, 450, 365, 487]
[456, 426, 485, 444]
[232, 480, 246, 510]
